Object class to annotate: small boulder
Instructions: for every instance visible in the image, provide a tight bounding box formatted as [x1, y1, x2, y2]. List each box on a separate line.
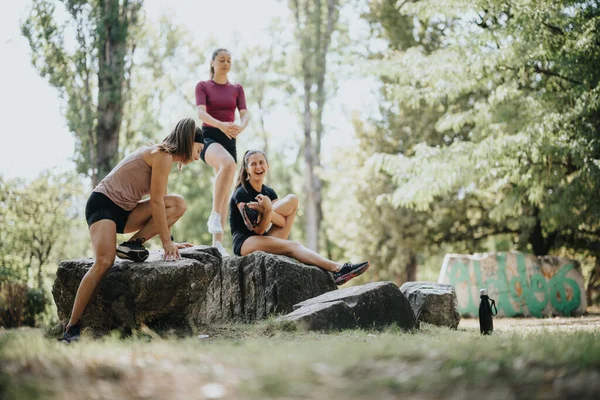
[279, 281, 418, 331]
[400, 281, 460, 329]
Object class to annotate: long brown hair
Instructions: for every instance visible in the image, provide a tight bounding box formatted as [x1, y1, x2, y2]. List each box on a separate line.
[210, 48, 230, 78]
[158, 118, 198, 170]
[235, 150, 268, 192]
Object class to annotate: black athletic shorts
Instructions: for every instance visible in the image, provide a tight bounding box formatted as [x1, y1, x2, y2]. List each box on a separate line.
[85, 191, 131, 234]
[232, 232, 251, 257]
[200, 126, 237, 163]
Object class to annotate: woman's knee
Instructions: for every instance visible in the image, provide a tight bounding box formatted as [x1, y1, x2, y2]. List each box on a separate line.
[170, 194, 187, 215]
[164, 194, 186, 216]
[92, 255, 115, 274]
[286, 194, 299, 209]
[220, 159, 237, 176]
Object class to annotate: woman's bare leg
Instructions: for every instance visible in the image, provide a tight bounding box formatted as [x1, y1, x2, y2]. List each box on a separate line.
[241, 235, 341, 272]
[204, 144, 236, 245]
[267, 194, 298, 240]
[124, 195, 187, 239]
[67, 220, 117, 327]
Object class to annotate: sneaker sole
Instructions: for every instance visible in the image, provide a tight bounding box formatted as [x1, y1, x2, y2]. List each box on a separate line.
[335, 262, 370, 285]
[116, 249, 149, 262]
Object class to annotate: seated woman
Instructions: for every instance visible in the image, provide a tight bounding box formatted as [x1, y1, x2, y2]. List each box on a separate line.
[62, 117, 204, 343]
[229, 149, 369, 285]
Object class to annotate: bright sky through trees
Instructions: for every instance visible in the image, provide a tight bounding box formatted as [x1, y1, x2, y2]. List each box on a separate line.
[0, 0, 376, 180]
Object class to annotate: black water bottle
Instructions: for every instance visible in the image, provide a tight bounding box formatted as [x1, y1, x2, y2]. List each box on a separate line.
[479, 289, 497, 335]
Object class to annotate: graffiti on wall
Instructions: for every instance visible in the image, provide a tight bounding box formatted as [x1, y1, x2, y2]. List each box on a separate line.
[438, 252, 586, 317]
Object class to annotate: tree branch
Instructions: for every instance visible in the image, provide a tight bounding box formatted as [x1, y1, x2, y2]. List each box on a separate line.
[543, 22, 565, 36]
[533, 65, 583, 85]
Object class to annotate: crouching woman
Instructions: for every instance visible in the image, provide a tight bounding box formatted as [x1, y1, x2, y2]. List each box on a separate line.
[61, 117, 204, 343]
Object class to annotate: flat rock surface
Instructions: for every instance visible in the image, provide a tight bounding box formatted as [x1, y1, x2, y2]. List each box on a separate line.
[282, 281, 418, 331]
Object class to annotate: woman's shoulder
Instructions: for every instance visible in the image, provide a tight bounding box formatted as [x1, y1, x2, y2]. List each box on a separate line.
[262, 184, 276, 195]
[232, 184, 245, 195]
[232, 185, 251, 200]
[146, 145, 173, 165]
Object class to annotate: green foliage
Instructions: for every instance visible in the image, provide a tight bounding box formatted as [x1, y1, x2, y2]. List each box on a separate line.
[0, 172, 82, 289]
[166, 164, 215, 248]
[325, 0, 453, 282]
[233, 21, 290, 154]
[0, 282, 47, 328]
[23, 289, 47, 327]
[0, 282, 27, 328]
[120, 15, 214, 155]
[360, 0, 600, 268]
[21, 0, 143, 184]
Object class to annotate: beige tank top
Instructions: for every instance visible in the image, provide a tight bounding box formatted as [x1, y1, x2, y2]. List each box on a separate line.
[94, 147, 153, 211]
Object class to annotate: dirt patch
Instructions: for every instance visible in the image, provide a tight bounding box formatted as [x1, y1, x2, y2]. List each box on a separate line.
[459, 315, 600, 332]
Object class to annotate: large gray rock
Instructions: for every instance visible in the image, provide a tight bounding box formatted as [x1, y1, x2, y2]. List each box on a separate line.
[400, 281, 460, 329]
[53, 248, 336, 332]
[186, 251, 338, 324]
[280, 281, 418, 331]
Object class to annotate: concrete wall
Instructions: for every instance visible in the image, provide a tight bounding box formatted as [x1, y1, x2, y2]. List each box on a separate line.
[438, 252, 586, 317]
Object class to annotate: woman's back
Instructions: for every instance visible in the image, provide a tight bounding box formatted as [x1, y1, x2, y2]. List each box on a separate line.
[94, 146, 153, 211]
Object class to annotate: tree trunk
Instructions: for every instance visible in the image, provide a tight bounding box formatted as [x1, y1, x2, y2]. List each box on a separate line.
[528, 207, 556, 256]
[292, 0, 339, 252]
[303, 81, 320, 251]
[406, 251, 417, 282]
[95, 0, 134, 181]
[587, 257, 600, 306]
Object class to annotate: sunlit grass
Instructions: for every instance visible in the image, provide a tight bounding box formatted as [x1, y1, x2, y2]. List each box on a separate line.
[1, 320, 600, 399]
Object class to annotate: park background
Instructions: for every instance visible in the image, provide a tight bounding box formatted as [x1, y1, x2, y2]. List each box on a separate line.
[1, 0, 599, 326]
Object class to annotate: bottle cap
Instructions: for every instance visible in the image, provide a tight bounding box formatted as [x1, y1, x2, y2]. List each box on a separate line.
[479, 289, 488, 296]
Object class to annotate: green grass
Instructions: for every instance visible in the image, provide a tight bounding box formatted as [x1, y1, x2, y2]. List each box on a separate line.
[1, 320, 600, 399]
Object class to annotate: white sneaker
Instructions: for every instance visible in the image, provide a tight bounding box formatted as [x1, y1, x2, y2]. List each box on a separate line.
[215, 241, 230, 257]
[207, 212, 223, 234]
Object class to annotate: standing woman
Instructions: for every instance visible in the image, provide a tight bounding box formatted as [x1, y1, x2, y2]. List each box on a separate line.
[61, 118, 204, 343]
[230, 150, 370, 286]
[196, 48, 250, 256]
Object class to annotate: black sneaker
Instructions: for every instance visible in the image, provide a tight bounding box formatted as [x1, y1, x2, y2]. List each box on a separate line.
[238, 202, 260, 231]
[116, 238, 149, 262]
[61, 324, 81, 344]
[333, 261, 370, 285]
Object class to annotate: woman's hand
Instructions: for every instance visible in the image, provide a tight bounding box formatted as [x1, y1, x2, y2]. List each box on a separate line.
[247, 201, 265, 214]
[218, 122, 236, 139]
[163, 241, 181, 261]
[230, 124, 245, 138]
[255, 194, 272, 212]
[174, 241, 194, 249]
